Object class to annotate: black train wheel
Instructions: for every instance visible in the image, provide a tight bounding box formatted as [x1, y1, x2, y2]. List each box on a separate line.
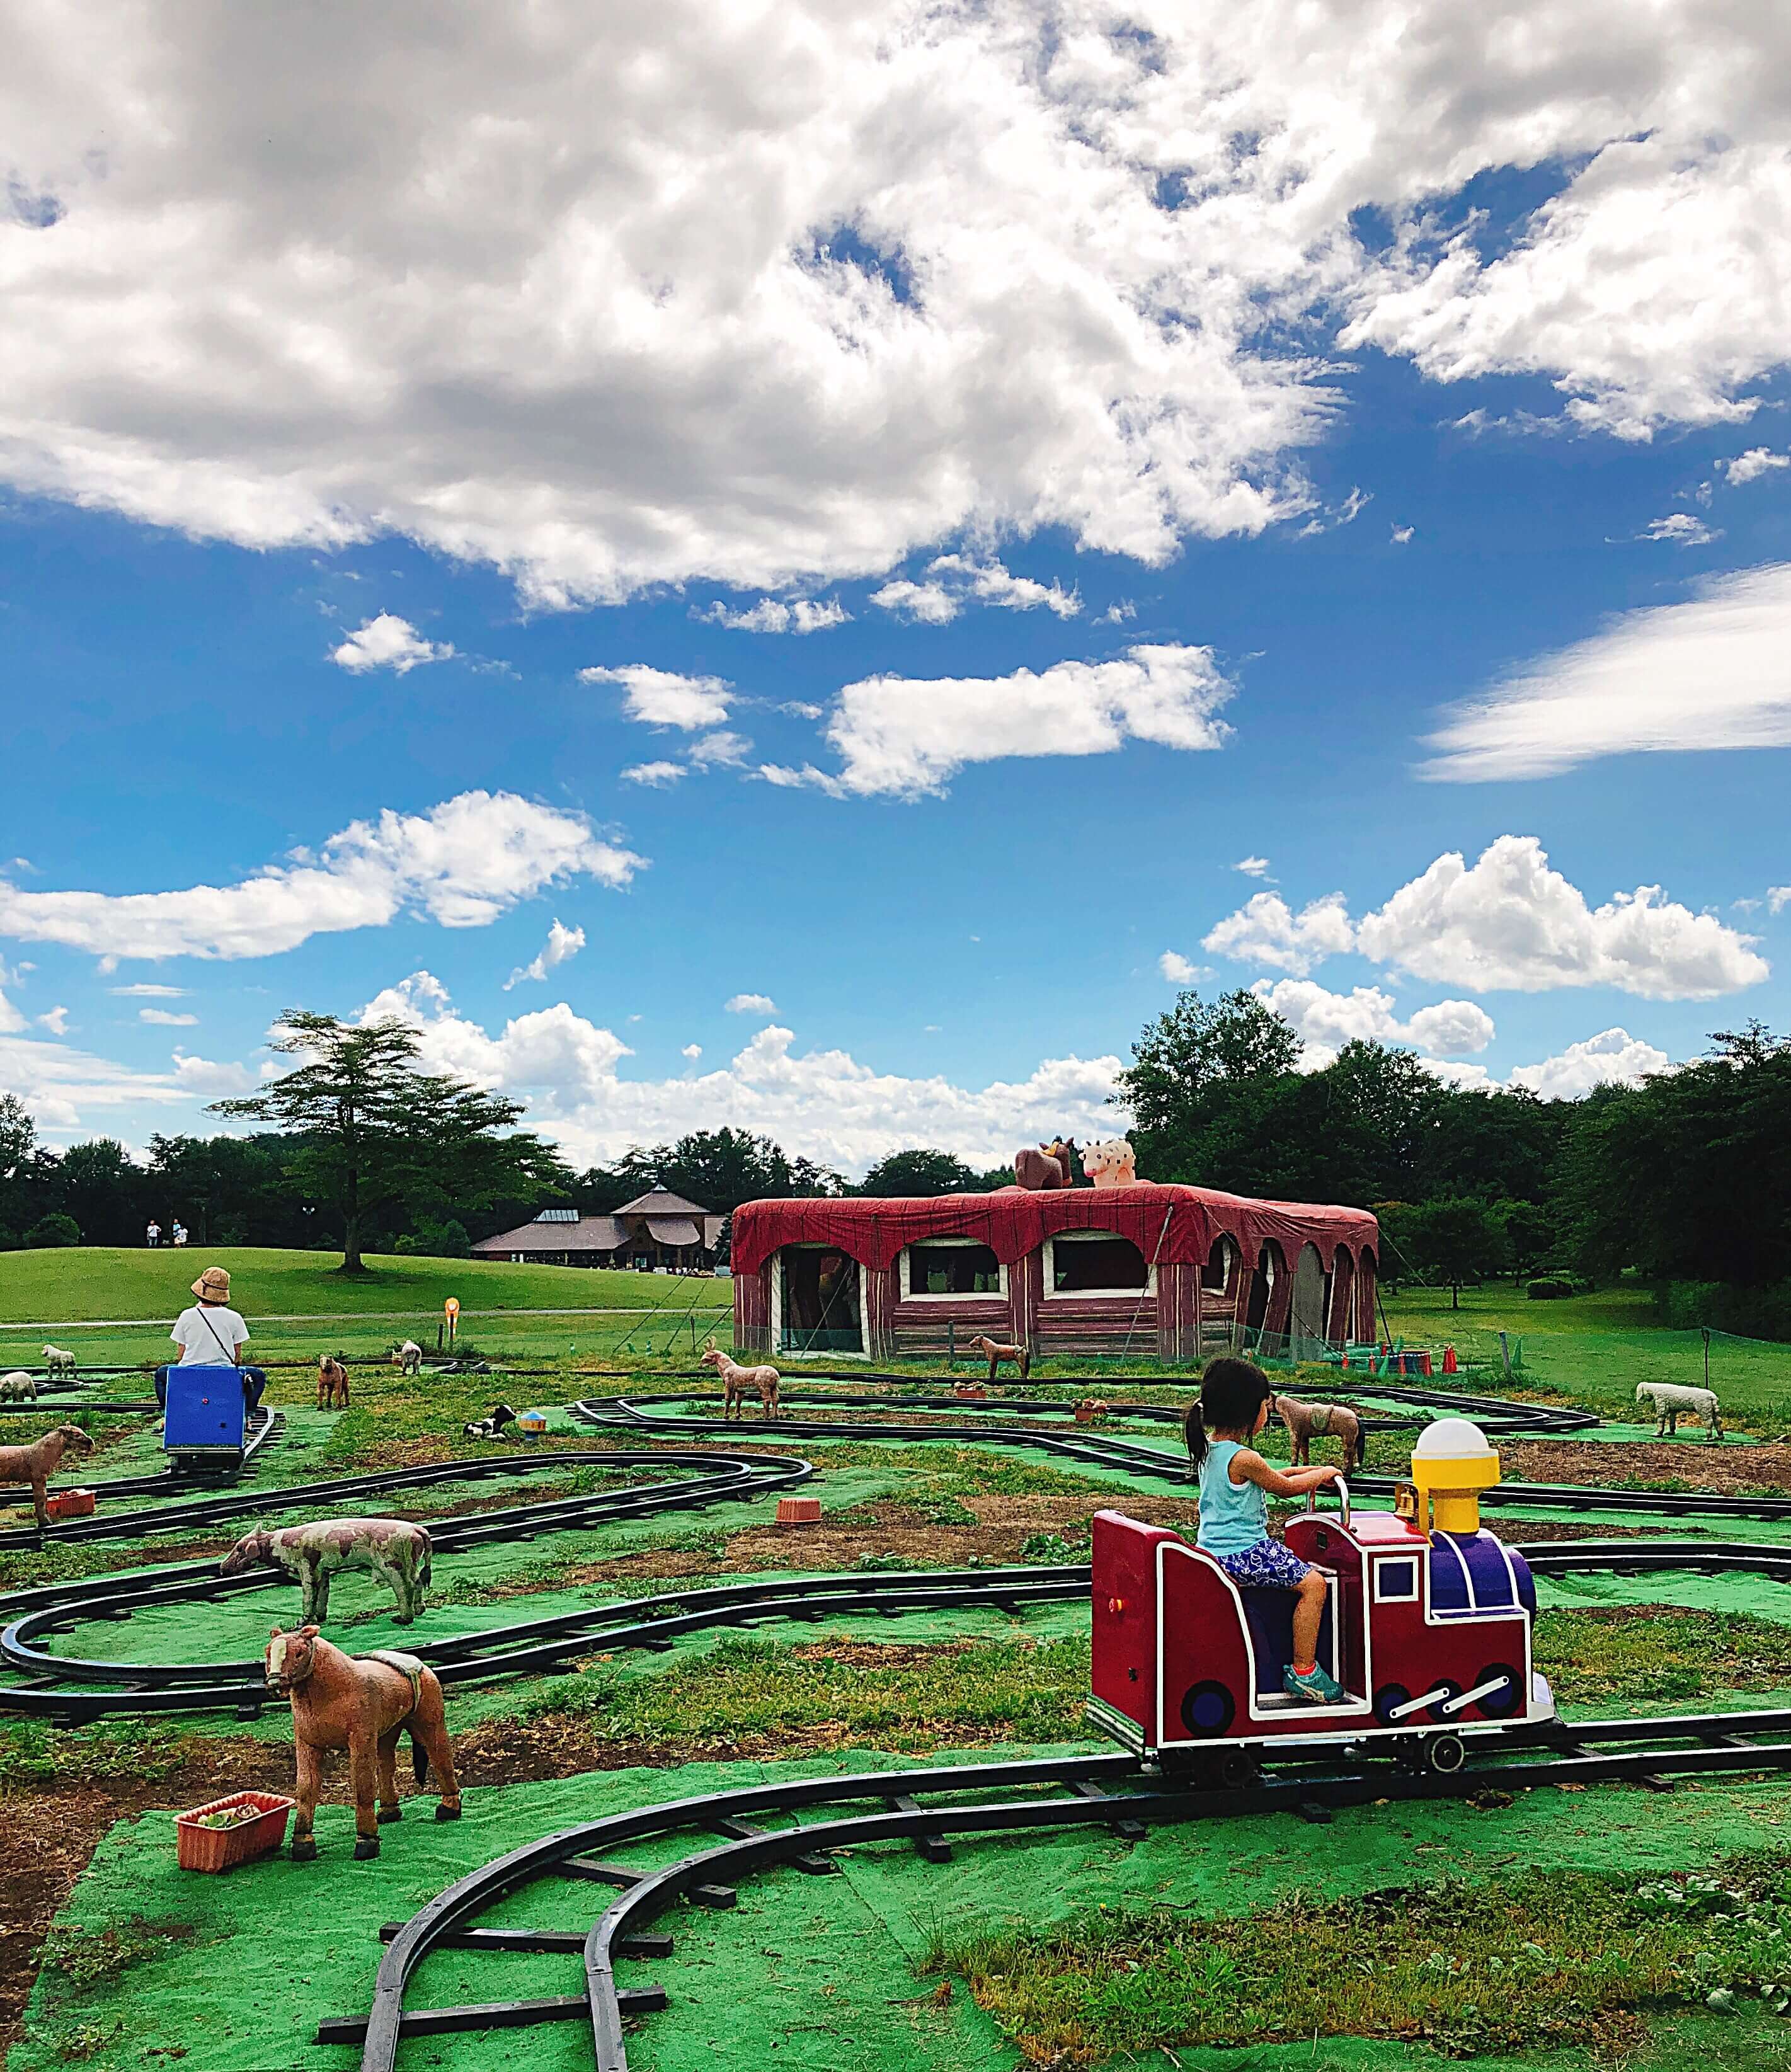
[1179, 1680, 1237, 1739]
[1472, 1663, 1523, 1720]
[1373, 1683, 1410, 1727]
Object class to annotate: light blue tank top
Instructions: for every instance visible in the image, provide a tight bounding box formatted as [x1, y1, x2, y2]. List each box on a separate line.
[1197, 1440, 1268, 1555]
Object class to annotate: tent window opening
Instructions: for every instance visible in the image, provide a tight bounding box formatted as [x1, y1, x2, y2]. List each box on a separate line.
[905, 1242, 1002, 1296]
[1051, 1233, 1148, 1293]
[1202, 1239, 1233, 1293]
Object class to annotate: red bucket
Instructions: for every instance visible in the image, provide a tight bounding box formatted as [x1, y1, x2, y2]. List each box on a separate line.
[775, 1497, 823, 1526]
[176, 1791, 294, 1873]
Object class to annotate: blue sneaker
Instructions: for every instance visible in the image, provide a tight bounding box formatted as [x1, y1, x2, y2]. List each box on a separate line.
[1284, 1663, 1344, 1703]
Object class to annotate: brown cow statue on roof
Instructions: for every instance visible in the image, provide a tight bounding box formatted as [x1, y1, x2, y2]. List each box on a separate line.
[1014, 1137, 1077, 1190]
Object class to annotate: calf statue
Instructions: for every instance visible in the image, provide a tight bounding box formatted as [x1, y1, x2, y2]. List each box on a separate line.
[0, 1424, 95, 1531]
[222, 1516, 433, 1624]
[265, 1625, 461, 1860]
[1271, 1391, 1366, 1469]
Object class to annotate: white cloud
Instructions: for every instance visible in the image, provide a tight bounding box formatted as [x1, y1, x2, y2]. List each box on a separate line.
[359, 971, 1126, 1172]
[1770, 886, 1791, 915]
[929, 556, 1082, 618]
[581, 665, 731, 732]
[1203, 891, 1354, 976]
[330, 613, 452, 673]
[0, 791, 641, 962]
[505, 918, 585, 990]
[779, 701, 825, 721]
[1724, 448, 1790, 486]
[1391, 524, 1414, 544]
[809, 642, 1232, 798]
[620, 761, 687, 787]
[700, 597, 848, 634]
[687, 730, 751, 768]
[1354, 835, 1766, 1000]
[681, 1043, 702, 1060]
[1640, 513, 1717, 546]
[138, 1006, 197, 1026]
[1101, 602, 1137, 624]
[37, 1006, 70, 1036]
[1233, 856, 1271, 878]
[1508, 1027, 1669, 1099]
[5, 7, 1791, 605]
[870, 580, 959, 626]
[1159, 951, 1202, 983]
[1250, 978, 1494, 1069]
[109, 983, 186, 997]
[726, 993, 777, 1016]
[169, 1050, 258, 1099]
[1422, 563, 1791, 781]
[0, 1030, 189, 1134]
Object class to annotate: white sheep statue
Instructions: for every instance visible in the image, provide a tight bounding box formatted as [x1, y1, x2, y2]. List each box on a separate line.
[0, 1370, 37, 1403]
[41, 1344, 76, 1380]
[1636, 1380, 1723, 1442]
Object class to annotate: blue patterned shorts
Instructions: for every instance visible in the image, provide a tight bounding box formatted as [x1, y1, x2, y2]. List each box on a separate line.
[1212, 1537, 1312, 1590]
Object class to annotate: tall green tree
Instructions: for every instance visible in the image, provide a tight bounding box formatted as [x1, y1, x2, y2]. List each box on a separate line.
[857, 1147, 980, 1196]
[1380, 1196, 1508, 1308]
[213, 1011, 571, 1273]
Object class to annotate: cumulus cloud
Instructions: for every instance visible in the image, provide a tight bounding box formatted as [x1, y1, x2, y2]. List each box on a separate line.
[139, 1006, 198, 1025]
[37, 1006, 69, 1036]
[1508, 1027, 1669, 1099]
[796, 643, 1232, 798]
[4, 6, 1791, 602]
[726, 993, 777, 1016]
[1724, 448, 1790, 486]
[0, 791, 642, 963]
[1203, 891, 1354, 976]
[687, 730, 751, 769]
[1159, 951, 1203, 983]
[581, 665, 731, 732]
[330, 614, 452, 673]
[620, 762, 687, 787]
[505, 918, 585, 990]
[1250, 978, 1494, 1069]
[1422, 564, 1791, 781]
[1354, 836, 1766, 1000]
[1391, 524, 1414, 544]
[169, 1050, 258, 1098]
[681, 1043, 702, 1060]
[699, 597, 849, 634]
[1233, 856, 1271, 878]
[1770, 886, 1791, 915]
[869, 580, 959, 626]
[928, 556, 1082, 618]
[358, 971, 1126, 1172]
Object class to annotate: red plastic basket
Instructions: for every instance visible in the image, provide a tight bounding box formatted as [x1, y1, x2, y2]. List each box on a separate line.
[176, 1790, 294, 1873]
[45, 1489, 96, 1520]
[775, 1496, 823, 1526]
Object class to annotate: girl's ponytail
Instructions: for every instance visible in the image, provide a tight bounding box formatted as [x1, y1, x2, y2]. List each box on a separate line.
[1183, 1399, 1209, 1472]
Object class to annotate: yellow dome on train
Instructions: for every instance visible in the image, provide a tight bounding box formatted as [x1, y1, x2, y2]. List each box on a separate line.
[1409, 1416, 1501, 1534]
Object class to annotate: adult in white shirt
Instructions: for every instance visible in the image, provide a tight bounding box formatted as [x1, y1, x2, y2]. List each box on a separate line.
[146, 1220, 161, 1248]
[163, 1266, 264, 1412]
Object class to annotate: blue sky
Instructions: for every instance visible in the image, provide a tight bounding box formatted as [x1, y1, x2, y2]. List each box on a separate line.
[3, 5, 1789, 1173]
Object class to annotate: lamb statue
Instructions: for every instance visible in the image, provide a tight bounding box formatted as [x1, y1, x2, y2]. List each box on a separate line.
[1084, 1137, 1138, 1188]
[222, 1517, 434, 1624]
[1636, 1380, 1723, 1441]
[0, 1370, 38, 1403]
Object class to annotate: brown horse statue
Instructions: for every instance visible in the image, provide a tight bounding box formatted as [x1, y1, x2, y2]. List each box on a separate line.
[964, 1334, 1031, 1384]
[0, 1424, 95, 1531]
[1271, 1391, 1366, 1469]
[264, 1625, 462, 1861]
[316, 1354, 351, 1409]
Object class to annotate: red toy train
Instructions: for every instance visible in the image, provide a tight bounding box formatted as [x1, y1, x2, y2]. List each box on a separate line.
[1088, 1418, 1556, 1774]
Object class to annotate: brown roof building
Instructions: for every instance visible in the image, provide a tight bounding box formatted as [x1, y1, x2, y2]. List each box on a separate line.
[473, 1189, 724, 1270]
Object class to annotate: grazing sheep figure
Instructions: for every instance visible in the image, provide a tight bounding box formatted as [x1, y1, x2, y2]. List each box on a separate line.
[965, 1334, 1030, 1385]
[222, 1516, 433, 1624]
[1272, 1391, 1366, 1470]
[701, 1344, 781, 1420]
[41, 1345, 76, 1380]
[1084, 1137, 1138, 1188]
[316, 1354, 351, 1409]
[394, 1341, 424, 1377]
[0, 1370, 37, 1404]
[1637, 1380, 1723, 1441]
[0, 1424, 96, 1531]
[265, 1625, 461, 1861]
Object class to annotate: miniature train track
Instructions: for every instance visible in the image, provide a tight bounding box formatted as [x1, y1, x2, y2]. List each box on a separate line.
[340, 1709, 1791, 2071]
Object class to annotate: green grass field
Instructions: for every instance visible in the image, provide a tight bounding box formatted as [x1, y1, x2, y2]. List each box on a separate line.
[0, 1247, 730, 1368]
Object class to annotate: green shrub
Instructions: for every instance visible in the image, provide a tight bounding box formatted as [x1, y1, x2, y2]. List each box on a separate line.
[1527, 1276, 1576, 1300]
[24, 1212, 81, 1249]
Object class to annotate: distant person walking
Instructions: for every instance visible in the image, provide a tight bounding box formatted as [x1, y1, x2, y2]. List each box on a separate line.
[172, 1221, 188, 1248]
[146, 1220, 161, 1248]
[158, 1266, 265, 1412]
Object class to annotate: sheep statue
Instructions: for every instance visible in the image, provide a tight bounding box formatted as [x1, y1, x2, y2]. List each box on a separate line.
[394, 1341, 424, 1378]
[41, 1345, 77, 1380]
[1084, 1138, 1138, 1188]
[1636, 1380, 1723, 1442]
[0, 1371, 38, 1404]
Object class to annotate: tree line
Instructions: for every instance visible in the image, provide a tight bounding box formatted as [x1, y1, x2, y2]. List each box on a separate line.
[1, 993, 1785, 1319]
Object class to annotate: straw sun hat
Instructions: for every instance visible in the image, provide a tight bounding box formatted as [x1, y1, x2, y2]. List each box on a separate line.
[191, 1266, 232, 1302]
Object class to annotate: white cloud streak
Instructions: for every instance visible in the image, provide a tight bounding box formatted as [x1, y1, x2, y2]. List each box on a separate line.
[1423, 563, 1791, 781]
[725, 993, 777, 1016]
[699, 597, 848, 634]
[581, 665, 731, 732]
[1724, 449, 1790, 486]
[0, 793, 642, 963]
[505, 918, 586, 990]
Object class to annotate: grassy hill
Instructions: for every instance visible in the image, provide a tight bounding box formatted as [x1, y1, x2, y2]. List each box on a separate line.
[0, 1247, 730, 1367]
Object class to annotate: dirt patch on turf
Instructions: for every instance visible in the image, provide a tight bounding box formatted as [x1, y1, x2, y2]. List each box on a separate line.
[1499, 1438, 1791, 1496]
